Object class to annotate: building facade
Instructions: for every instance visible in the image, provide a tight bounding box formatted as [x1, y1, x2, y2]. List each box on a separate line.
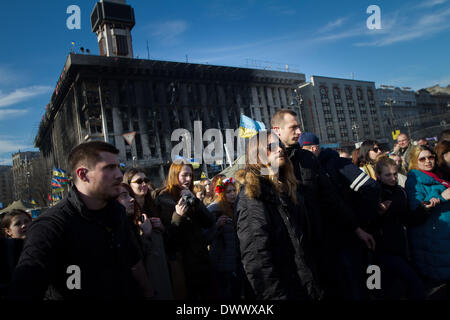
[34, 54, 305, 186]
[298, 76, 387, 148]
[11, 151, 40, 202]
[0, 166, 14, 209]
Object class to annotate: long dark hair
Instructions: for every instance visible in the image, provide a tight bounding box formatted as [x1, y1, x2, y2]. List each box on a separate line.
[123, 168, 157, 218]
[358, 140, 379, 166]
[245, 130, 298, 204]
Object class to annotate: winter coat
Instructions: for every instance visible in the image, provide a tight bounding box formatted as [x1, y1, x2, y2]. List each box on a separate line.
[405, 169, 450, 280]
[318, 149, 381, 247]
[206, 202, 240, 273]
[235, 170, 323, 300]
[153, 188, 214, 298]
[374, 183, 410, 257]
[134, 197, 173, 300]
[284, 144, 325, 246]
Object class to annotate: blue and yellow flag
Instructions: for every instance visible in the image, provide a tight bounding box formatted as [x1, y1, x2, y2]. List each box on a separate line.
[239, 114, 266, 138]
[53, 167, 67, 178]
[173, 156, 200, 169]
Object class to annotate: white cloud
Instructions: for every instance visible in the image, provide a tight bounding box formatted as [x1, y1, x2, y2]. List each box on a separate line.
[355, 8, 450, 46]
[0, 108, 29, 120]
[417, 0, 447, 8]
[0, 86, 52, 108]
[149, 20, 189, 45]
[0, 66, 21, 86]
[317, 17, 348, 34]
[0, 138, 31, 155]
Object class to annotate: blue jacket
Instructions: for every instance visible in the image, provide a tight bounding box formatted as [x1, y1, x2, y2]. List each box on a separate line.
[405, 169, 450, 281]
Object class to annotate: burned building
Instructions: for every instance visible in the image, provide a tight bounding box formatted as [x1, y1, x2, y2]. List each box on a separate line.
[34, 55, 306, 185]
[34, 0, 306, 186]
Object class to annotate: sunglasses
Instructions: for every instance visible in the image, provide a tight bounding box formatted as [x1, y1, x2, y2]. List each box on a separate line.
[131, 178, 150, 185]
[267, 142, 283, 152]
[418, 155, 435, 163]
[372, 147, 382, 153]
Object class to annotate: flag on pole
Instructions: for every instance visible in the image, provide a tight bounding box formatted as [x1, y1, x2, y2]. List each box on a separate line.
[239, 114, 266, 138]
[51, 178, 63, 189]
[53, 167, 67, 177]
[174, 156, 200, 169]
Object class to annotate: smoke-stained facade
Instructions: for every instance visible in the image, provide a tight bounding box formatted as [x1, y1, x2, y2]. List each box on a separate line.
[35, 54, 306, 185]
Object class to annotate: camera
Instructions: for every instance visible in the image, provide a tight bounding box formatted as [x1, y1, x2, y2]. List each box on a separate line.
[181, 189, 196, 207]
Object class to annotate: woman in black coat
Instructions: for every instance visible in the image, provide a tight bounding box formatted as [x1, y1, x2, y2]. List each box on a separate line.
[154, 160, 215, 300]
[235, 131, 323, 300]
[374, 157, 426, 299]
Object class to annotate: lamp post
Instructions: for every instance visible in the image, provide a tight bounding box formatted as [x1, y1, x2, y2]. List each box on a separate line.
[352, 122, 360, 143]
[404, 120, 412, 138]
[385, 98, 396, 136]
[293, 88, 305, 132]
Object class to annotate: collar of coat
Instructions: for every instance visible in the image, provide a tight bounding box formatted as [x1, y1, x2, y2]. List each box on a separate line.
[236, 169, 281, 204]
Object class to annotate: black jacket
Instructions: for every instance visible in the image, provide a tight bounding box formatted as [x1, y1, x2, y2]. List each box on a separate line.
[8, 187, 142, 300]
[153, 188, 214, 297]
[373, 182, 430, 258]
[285, 144, 362, 247]
[318, 149, 381, 233]
[235, 170, 323, 300]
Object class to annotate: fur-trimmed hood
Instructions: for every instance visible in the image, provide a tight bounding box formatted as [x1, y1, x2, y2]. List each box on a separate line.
[235, 169, 279, 202]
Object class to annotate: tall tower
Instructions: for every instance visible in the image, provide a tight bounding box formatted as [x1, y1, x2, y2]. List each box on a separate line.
[90, 0, 135, 58]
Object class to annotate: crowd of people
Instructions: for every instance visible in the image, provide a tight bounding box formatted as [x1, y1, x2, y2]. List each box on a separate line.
[1, 109, 450, 300]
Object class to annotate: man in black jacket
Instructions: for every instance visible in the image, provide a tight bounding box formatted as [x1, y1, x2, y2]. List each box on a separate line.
[8, 141, 153, 300]
[271, 110, 377, 299]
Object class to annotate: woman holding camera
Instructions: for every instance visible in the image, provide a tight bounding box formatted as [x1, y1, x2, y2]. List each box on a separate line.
[154, 160, 215, 300]
[405, 145, 450, 290]
[206, 177, 243, 299]
[123, 169, 173, 300]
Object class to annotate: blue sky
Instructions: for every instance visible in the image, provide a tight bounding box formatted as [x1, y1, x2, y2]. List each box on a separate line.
[0, 0, 449, 164]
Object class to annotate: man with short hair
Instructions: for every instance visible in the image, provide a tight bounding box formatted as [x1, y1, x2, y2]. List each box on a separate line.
[9, 141, 153, 300]
[394, 133, 413, 171]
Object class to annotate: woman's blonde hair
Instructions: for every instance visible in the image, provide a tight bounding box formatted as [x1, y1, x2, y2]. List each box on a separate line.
[408, 145, 435, 172]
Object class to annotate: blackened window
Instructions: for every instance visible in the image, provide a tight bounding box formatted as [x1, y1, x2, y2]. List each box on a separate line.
[115, 35, 129, 56]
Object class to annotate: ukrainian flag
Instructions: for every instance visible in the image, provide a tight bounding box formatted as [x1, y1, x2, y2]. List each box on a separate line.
[239, 114, 266, 138]
[173, 156, 200, 169]
[54, 176, 69, 185]
[51, 178, 63, 189]
[53, 167, 67, 178]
